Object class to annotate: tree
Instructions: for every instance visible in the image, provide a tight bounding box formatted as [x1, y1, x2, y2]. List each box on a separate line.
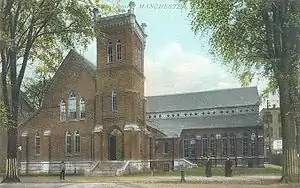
[22, 61, 58, 108]
[0, 0, 117, 183]
[0, 101, 8, 131]
[180, 0, 300, 182]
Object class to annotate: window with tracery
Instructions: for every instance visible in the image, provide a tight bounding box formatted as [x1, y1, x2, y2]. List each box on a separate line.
[68, 91, 76, 119]
[35, 132, 40, 155]
[60, 100, 66, 121]
[79, 97, 85, 119]
[107, 42, 113, 63]
[116, 40, 122, 60]
[74, 130, 80, 153]
[66, 131, 72, 154]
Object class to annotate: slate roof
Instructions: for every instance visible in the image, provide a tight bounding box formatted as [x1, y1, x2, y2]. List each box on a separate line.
[150, 114, 261, 137]
[146, 87, 260, 113]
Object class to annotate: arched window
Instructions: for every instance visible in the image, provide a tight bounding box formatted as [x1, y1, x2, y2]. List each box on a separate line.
[68, 91, 76, 119]
[107, 42, 113, 63]
[74, 130, 80, 153]
[35, 132, 40, 155]
[111, 90, 117, 112]
[79, 97, 85, 119]
[66, 131, 71, 154]
[116, 40, 122, 60]
[60, 100, 66, 121]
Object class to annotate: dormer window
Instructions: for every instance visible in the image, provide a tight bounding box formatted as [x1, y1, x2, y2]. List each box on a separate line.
[107, 42, 113, 63]
[116, 40, 122, 61]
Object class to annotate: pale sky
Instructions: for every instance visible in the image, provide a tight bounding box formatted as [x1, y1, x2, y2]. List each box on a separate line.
[79, 0, 278, 108]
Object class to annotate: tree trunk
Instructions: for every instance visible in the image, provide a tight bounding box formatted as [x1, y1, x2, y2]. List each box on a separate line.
[2, 51, 21, 183]
[2, 122, 20, 183]
[278, 78, 299, 183]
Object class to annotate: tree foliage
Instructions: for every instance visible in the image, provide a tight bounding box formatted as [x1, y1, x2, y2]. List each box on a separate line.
[0, 0, 118, 182]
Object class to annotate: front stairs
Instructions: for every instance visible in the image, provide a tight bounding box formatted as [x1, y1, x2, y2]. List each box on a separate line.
[91, 161, 126, 176]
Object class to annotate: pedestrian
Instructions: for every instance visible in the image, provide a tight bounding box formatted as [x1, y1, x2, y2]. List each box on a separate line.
[60, 161, 66, 180]
[225, 157, 233, 177]
[205, 157, 212, 177]
[180, 164, 186, 183]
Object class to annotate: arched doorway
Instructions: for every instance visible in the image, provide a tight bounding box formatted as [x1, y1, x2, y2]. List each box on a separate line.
[108, 128, 124, 161]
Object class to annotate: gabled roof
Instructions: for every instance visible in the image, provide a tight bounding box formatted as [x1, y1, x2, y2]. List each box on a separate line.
[42, 49, 96, 101]
[152, 113, 261, 137]
[146, 86, 260, 113]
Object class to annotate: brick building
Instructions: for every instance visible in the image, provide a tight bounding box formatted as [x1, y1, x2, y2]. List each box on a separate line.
[148, 87, 264, 169]
[17, 2, 264, 175]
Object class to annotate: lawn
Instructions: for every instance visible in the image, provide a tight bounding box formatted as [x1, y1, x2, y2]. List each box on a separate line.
[126, 166, 282, 177]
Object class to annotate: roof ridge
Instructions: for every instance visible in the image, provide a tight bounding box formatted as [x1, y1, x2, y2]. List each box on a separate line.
[146, 86, 258, 98]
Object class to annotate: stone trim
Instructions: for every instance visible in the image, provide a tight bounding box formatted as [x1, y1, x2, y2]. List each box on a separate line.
[147, 106, 257, 120]
[43, 130, 51, 136]
[93, 125, 103, 133]
[21, 131, 28, 137]
[124, 124, 140, 131]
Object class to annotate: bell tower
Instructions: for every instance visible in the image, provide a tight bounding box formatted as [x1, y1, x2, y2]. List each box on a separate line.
[94, 2, 148, 160]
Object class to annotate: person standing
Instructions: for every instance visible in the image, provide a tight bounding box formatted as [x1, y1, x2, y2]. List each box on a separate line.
[225, 157, 233, 177]
[205, 157, 212, 177]
[60, 161, 66, 180]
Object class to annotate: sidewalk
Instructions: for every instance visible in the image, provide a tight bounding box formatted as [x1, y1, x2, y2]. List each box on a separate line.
[1, 175, 281, 184]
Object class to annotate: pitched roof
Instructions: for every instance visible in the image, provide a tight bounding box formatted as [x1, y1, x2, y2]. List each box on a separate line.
[146, 87, 260, 113]
[42, 49, 96, 99]
[151, 113, 261, 137]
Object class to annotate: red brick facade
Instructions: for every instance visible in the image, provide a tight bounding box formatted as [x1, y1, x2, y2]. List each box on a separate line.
[18, 12, 151, 164]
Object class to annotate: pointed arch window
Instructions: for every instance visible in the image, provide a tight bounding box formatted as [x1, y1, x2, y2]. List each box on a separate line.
[35, 132, 41, 155]
[66, 131, 72, 154]
[107, 42, 113, 63]
[68, 91, 76, 119]
[111, 90, 117, 112]
[74, 130, 80, 153]
[60, 100, 66, 121]
[79, 97, 85, 119]
[116, 40, 122, 60]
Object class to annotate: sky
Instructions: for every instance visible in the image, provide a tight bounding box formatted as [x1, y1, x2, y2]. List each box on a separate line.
[81, 0, 278, 108]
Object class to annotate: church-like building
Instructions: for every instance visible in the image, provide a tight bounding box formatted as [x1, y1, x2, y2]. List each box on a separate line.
[17, 2, 264, 175]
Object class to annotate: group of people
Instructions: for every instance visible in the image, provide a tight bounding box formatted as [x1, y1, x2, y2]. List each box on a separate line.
[205, 157, 233, 177]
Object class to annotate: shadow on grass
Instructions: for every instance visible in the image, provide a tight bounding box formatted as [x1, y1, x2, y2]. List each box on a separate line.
[124, 166, 282, 177]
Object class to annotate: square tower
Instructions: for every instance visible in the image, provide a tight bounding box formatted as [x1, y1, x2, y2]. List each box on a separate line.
[93, 2, 148, 160]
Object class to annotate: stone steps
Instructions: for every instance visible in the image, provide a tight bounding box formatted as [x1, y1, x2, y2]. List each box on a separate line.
[91, 161, 125, 176]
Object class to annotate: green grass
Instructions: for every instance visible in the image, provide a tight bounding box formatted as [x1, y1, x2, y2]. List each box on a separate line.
[0, 166, 282, 183]
[126, 166, 282, 177]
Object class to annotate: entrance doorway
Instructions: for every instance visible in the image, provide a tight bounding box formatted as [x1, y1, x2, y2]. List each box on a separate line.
[108, 128, 124, 160]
